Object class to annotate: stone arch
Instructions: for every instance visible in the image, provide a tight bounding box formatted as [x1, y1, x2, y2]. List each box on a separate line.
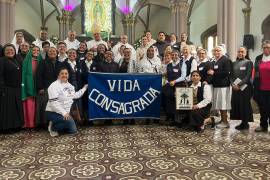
[14, 29, 35, 44]
[200, 24, 217, 49]
[262, 14, 270, 41]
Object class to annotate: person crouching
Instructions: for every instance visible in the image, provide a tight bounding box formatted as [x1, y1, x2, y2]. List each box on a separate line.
[45, 67, 88, 136]
[188, 70, 212, 133]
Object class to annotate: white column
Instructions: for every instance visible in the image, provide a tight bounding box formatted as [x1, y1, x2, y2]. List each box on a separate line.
[217, 0, 237, 60]
[170, 0, 189, 39]
[122, 14, 136, 44]
[226, 0, 236, 60]
[0, 0, 15, 45]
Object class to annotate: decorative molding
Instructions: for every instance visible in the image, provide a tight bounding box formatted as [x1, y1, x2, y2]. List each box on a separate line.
[242, 7, 251, 16]
[241, 0, 251, 8]
[0, 0, 16, 4]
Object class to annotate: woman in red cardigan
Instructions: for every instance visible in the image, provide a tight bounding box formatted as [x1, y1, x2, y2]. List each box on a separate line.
[254, 40, 270, 132]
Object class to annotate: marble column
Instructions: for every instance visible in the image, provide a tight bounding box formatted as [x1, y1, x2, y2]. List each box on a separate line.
[217, 0, 237, 60]
[57, 15, 65, 40]
[68, 16, 75, 32]
[226, 0, 236, 60]
[0, 0, 15, 45]
[242, 7, 251, 34]
[170, 0, 189, 39]
[57, 10, 75, 40]
[122, 13, 136, 44]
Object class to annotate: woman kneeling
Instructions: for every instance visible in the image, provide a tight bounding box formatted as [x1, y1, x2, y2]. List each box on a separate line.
[45, 67, 88, 136]
[188, 71, 212, 132]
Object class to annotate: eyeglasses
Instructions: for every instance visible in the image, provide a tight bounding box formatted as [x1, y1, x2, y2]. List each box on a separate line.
[263, 46, 270, 49]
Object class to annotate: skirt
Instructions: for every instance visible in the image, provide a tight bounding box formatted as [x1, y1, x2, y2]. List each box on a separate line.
[35, 91, 48, 128]
[230, 85, 253, 122]
[0, 86, 24, 131]
[212, 87, 231, 110]
[23, 97, 36, 128]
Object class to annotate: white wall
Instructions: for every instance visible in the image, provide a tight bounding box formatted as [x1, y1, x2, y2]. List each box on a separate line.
[15, 0, 41, 39]
[45, 11, 59, 37]
[114, 12, 124, 37]
[242, 0, 270, 60]
[190, 0, 270, 60]
[189, 0, 217, 47]
[147, 6, 170, 40]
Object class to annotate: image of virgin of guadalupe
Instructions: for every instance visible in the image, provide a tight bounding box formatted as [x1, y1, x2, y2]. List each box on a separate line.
[90, 0, 106, 29]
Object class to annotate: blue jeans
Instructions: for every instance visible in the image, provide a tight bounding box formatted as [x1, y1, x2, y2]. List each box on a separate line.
[46, 112, 77, 134]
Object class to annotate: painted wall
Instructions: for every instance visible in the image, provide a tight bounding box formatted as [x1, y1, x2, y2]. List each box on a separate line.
[241, 0, 270, 60]
[146, 6, 170, 40]
[15, 0, 41, 40]
[45, 11, 59, 37]
[189, 0, 217, 47]
[189, 0, 270, 60]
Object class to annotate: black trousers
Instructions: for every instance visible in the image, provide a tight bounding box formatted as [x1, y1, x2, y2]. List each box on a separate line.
[258, 90, 270, 129]
[188, 107, 210, 128]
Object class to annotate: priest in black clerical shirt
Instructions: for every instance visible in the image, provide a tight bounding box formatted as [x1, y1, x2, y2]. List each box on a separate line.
[99, 50, 119, 73]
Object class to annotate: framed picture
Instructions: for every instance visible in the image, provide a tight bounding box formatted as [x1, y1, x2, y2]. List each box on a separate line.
[175, 87, 193, 110]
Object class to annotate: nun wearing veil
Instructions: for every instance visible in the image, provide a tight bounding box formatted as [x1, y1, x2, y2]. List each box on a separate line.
[0, 44, 24, 132]
[11, 31, 25, 54]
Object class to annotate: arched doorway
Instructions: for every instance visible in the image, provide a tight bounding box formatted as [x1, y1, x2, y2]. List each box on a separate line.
[201, 24, 217, 57]
[262, 14, 270, 41]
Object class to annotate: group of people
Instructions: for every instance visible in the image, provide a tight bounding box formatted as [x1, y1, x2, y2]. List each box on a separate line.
[0, 28, 269, 136]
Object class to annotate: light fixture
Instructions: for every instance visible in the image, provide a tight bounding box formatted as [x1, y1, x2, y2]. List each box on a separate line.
[115, 0, 138, 15]
[61, 0, 81, 11]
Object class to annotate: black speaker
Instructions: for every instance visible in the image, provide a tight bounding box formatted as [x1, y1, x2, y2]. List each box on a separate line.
[243, 34, 254, 49]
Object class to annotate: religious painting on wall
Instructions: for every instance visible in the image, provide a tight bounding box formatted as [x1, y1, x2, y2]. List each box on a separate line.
[175, 87, 193, 110]
[84, 0, 112, 38]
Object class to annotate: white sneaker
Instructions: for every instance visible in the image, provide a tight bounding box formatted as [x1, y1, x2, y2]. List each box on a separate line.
[216, 122, 230, 129]
[48, 121, 59, 137]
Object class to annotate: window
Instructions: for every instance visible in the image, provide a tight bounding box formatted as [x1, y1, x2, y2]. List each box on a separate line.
[262, 14, 270, 42]
[201, 25, 217, 57]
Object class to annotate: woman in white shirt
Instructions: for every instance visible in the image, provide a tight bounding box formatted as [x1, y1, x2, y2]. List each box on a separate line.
[46, 67, 88, 136]
[188, 70, 212, 133]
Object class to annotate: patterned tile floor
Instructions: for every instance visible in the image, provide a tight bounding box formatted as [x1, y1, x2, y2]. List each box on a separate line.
[0, 119, 270, 180]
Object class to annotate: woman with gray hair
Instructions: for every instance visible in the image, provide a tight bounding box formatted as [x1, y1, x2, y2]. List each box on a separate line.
[207, 45, 232, 128]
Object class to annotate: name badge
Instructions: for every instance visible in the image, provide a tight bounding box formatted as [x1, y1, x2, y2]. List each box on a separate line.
[80, 57, 85, 60]
[214, 65, 218, 69]
[173, 69, 179, 73]
[240, 67, 246, 70]
[199, 67, 204, 71]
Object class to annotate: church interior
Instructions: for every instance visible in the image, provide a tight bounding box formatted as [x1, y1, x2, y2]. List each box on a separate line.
[0, 0, 270, 179]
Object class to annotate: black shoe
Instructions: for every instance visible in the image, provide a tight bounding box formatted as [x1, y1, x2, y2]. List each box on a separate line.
[194, 126, 204, 133]
[129, 119, 135, 125]
[153, 119, 159, 124]
[104, 119, 112, 126]
[235, 124, 249, 130]
[210, 117, 215, 129]
[255, 126, 268, 132]
[176, 122, 183, 128]
[145, 119, 150, 125]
